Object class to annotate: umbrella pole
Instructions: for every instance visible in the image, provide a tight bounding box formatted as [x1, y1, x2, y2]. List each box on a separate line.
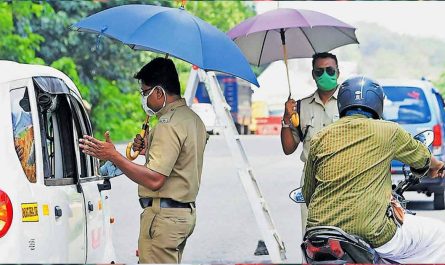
[280, 29, 299, 127]
[280, 29, 292, 99]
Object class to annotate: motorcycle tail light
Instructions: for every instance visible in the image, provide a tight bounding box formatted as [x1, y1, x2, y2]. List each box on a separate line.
[305, 238, 345, 260]
[328, 238, 345, 258]
[0, 189, 13, 238]
[306, 242, 321, 259]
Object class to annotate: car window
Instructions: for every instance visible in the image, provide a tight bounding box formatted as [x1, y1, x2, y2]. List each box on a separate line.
[10, 87, 36, 183]
[383, 86, 431, 124]
[69, 95, 98, 178]
[34, 78, 77, 182]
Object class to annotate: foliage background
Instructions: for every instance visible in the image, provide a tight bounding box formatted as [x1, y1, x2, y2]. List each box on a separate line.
[2, 1, 445, 140]
[0, 0, 255, 140]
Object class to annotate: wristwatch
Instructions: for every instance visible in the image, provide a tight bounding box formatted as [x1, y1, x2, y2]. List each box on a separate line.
[281, 118, 291, 128]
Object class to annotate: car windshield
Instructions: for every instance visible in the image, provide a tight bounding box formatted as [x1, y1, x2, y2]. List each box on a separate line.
[383, 86, 431, 124]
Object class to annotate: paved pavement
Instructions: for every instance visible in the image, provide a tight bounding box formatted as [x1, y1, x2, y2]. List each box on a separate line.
[109, 135, 445, 263]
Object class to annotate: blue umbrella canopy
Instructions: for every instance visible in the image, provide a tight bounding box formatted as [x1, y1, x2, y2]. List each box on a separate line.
[73, 4, 259, 87]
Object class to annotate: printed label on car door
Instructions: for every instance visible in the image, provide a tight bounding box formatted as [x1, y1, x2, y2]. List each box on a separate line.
[21, 203, 39, 222]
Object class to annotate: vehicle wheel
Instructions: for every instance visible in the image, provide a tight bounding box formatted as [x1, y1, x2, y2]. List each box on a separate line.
[434, 191, 445, 210]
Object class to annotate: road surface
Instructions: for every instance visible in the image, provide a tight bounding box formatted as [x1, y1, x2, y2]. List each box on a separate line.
[108, 135, 445, 263]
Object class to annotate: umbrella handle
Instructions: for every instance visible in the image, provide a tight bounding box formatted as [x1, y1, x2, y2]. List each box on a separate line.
[290, 113, 299, 127]
[125, 115, 150, 161]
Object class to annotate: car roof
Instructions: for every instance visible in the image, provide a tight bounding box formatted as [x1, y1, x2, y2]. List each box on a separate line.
[0, 60, 81, 96]
[377, 78, 432, 89]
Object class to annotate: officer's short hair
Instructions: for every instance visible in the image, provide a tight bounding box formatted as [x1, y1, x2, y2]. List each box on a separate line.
[134, 57, 180, 96]
[312, 52, 338, 69]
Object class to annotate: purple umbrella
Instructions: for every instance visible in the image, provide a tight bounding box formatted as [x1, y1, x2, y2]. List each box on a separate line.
[228, 8, 359, 98]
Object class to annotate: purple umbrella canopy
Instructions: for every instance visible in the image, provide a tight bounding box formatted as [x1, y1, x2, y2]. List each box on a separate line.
[228, 8, 359, 67]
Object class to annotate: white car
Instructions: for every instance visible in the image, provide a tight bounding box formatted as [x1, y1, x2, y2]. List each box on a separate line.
[0, 61, 116, 263]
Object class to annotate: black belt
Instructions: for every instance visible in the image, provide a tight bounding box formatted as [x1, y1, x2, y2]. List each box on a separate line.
[139, 197, 195, 209]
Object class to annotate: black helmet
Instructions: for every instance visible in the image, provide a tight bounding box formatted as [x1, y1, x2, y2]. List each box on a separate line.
[337, 76, 385, 119]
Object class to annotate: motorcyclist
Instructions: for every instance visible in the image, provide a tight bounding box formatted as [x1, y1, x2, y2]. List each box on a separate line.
[302, 76, 445, 263]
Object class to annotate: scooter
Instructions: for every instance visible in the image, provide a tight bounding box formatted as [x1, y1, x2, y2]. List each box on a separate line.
[289, 130, 434, 264]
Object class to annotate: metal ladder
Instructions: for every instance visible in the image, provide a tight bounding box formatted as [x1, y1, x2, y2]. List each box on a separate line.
[184, 69, 287, 262]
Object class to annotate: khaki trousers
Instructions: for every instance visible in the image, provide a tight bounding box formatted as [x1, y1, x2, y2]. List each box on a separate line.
[138, 198, 196, 264]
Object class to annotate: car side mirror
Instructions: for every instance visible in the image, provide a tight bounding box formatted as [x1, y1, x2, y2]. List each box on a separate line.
[289, 187, 305, 203]
[413, 130, 434, 147]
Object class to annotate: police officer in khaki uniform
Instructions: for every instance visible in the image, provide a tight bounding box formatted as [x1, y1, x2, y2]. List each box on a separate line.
[280, 52, 340, 233]
[79, 57, 207, 264]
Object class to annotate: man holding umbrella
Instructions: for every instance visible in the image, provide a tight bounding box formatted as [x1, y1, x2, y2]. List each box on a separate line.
[280, 52, 340, 231]
[79, 57, 208, 263]
[228, 8, 358, 239]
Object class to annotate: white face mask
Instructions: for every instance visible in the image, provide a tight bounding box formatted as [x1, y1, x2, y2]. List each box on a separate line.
[141, 86, 166, 116]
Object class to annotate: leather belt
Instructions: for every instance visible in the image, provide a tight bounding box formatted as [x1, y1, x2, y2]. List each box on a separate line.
[139, 197, 195, 209]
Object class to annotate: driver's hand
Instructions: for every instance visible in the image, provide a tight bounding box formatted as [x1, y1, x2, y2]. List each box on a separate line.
[284, 98, 296, 120]
[132, 133, 146, 155]
[428, 156, 445, 178]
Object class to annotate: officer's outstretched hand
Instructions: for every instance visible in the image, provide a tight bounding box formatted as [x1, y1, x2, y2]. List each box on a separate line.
[132, 133, 146, 155]
[79, 131, 116, 161]
[284, 98, 296, 120]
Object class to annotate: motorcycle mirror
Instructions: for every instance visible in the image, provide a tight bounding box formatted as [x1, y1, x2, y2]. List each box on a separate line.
[413, 130, 434, 147]
[289, 187, 305, 203]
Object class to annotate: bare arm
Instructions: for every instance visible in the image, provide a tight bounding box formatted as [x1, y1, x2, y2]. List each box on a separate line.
[109, 152, 166, 190]
[428, 156, 445, 178]
[80, 132, 166, 190]
[281, 98, 300, 155]
[281, 123, 298, 155]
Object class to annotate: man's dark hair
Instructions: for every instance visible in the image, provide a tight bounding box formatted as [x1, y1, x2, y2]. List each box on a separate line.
[312, 52, 338, 68]
[134, 57, 180, 95]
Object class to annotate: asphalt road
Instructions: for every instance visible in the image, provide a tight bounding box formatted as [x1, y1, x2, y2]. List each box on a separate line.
[108, 135, 445, 263]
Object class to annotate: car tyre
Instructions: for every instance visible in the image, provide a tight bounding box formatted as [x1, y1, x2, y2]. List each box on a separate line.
[433, 191, 445, 210]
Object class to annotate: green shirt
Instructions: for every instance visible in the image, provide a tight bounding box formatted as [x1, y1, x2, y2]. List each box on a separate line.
[303, 115, 430, 247]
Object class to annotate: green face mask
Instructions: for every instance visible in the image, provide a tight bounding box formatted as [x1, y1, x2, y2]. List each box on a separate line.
[316, 72, 338, 91]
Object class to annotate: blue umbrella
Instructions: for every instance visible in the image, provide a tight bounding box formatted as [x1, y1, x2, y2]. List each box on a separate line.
[72, 4, 259, 87]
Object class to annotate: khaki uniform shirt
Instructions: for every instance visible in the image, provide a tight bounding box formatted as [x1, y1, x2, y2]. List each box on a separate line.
[303, 115, 431, 247]
[138, 99, 207, 203]
[291, 88, 339, 163]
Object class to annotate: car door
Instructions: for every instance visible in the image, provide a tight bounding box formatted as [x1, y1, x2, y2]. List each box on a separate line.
[68, 93, 112, 262]
[32, 77, 87, 263]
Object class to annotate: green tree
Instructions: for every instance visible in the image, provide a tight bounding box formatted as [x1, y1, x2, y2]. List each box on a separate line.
[89, 77, 145, 140]
[0, 1, 49, 64]
[1, 0, 257, 141]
